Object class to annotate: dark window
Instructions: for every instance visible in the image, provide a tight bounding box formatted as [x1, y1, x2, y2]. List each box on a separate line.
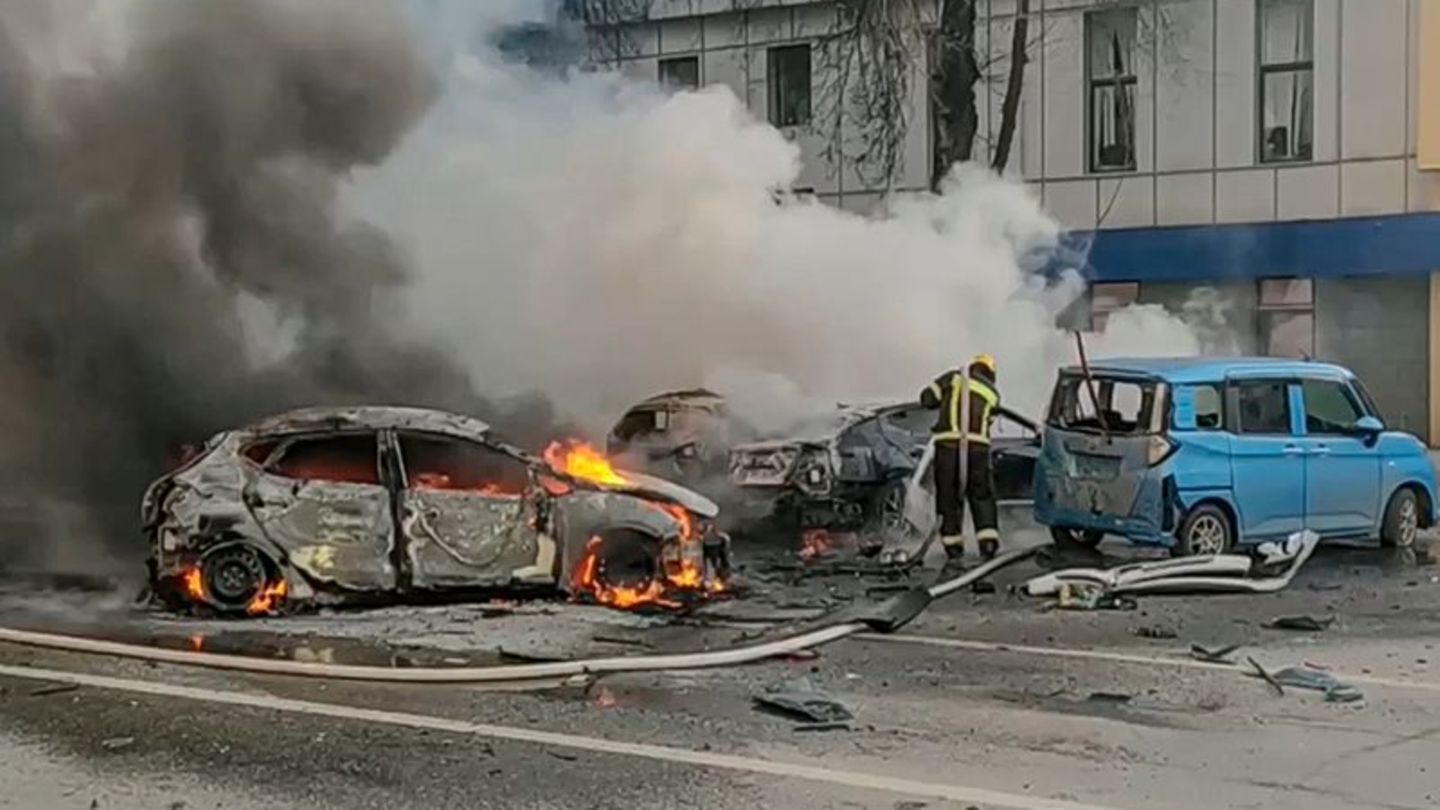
[1258, 278, 1315, 358]
[1234, 381, 1292, 434]
[658, 56, 699, 89]
[612, 409, 666, 443]
[768, 44, 812, 127]
[268, 434, 381, 486]
[398, 433, 528, 494]
[883, 406, 934, 438]
[1086, 7, 1138, 172]
[1302, 379, 1363, 434]
[241, 438, 281, 466]
[1259, 0, 1314, 163]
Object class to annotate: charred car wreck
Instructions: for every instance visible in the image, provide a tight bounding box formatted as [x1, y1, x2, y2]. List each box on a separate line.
[728, 401, 1041, 537]
[605, 389, 736, 485]
[144, 407, 729, 616]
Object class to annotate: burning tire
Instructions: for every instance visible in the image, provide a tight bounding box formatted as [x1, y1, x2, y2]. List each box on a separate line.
[592, 529, 661, 591]
[200, 545, 270, 612]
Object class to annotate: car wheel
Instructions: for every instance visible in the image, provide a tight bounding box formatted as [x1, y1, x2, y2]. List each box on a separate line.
[202, 545, 268, 610]
[591, 529, 661, 590]
[1176, 504, 1233, 557]
[1049, 527, 1104, 549]
[865, 480, 909, 540]
[1381, 488, 1421, 549]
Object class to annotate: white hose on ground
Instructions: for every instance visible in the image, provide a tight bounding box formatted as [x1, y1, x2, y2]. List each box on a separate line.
[0, 547, 1036, 684]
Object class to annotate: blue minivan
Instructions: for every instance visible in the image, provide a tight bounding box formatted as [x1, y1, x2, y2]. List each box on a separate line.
[1034, 357, 1437, 555]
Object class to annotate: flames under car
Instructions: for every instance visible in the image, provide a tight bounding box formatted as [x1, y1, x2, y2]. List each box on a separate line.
[143, 407, 730, 616]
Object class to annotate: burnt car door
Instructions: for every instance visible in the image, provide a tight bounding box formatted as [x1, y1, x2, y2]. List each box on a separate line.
[391, 430, 550, 590]
[991, 408, 1040, 501]
[243, 431, 398, 592]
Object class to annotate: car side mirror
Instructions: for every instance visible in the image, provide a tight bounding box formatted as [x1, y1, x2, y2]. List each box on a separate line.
[1350, 415, 1384, 435]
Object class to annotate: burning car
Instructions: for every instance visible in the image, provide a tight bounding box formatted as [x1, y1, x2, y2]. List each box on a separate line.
[143, 407, 729, 616]
[728, 401, 1040, 537]
[605, 389, 736, 484]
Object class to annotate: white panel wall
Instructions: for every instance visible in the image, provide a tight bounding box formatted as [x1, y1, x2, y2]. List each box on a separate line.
[1156, 172, 1214, 225]
[1215, 169, 1275, 223]
[1097, 176, 1155, 228]
[659, 16, 702, 53]
[1214, 0, 1257, 168]
[1155, 0, 1215, 171]
[1340, 0, 1408, 159]
[1042, 10, 1085, 177]
[1045, 178, 1099, 228]
[1276, 164, 1339, 220]
[1341, 159, 1407, 215]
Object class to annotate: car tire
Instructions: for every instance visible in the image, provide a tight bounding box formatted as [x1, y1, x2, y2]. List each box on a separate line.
[1049, 527, 1104, 549]
[1380, 488, 1421, 549]
[1175, 504, 1233, 557]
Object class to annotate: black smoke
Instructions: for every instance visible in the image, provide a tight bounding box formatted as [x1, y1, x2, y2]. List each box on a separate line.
[0, 1, 561, 576]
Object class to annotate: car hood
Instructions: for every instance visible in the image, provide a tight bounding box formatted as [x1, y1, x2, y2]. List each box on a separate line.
[598, 471, 719, 518]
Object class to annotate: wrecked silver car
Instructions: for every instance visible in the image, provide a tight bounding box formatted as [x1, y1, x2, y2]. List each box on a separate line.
[728, 402, 1040, 537]
[605, 389, 737, 484]
[143, 407, 729, 616]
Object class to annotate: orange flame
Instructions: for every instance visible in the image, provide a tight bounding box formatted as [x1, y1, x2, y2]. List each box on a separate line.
[182, 567, 205, 601]
[569, 536, 678, 610]
[799, 529, 834, 560]
[245, 579, 288, 616]
[647, 502, 707, 590]
[544, 440, 628, 486]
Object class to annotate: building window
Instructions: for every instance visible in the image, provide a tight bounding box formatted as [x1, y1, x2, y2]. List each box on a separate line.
[658, 56, 699, 90]
[1089, 281, 1140, 332]
[1086, 7, 1138, 172]
[1258, 278, 1314, 358]
[1259, 0, 1314, 163]
[768, 44, 812, 127]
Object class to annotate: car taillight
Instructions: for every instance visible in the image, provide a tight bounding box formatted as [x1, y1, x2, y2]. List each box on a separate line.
[1147, 435, 1178, 467]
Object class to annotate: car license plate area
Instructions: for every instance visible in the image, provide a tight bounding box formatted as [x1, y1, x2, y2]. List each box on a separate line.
[1068, 453, 1122, 480]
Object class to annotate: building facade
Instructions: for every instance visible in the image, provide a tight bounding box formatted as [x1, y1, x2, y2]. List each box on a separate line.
[585, 0, 1440, 442]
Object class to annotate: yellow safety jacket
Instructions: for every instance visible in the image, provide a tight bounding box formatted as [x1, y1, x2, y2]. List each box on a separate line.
[919, 368, 1000, 444]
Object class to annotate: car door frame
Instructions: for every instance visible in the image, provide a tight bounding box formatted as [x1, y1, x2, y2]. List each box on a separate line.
[384, 429, 550, 591]
[242, 428, 400, 593]
[1293, 373, 1383, 539]
[1223, 374, 1307, 541]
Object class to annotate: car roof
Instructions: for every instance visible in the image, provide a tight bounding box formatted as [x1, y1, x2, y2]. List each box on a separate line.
[242, 406, 492, 442]
[1067, 356, 1353, 384]
[629, 389, 726, 409]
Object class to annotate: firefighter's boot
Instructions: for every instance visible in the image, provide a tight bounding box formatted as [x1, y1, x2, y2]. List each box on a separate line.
[978, 537, 1000, 561]
[940, 536, 966, 571]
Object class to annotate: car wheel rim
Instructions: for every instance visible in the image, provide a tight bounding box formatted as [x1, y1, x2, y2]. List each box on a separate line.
[1398, 499, 1418, 547]
[204, 546, 266, 607]
[1188, 515, 1227, 555]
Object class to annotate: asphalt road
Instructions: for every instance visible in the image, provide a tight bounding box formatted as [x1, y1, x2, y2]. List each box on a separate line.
[2, 517, 1438, 809]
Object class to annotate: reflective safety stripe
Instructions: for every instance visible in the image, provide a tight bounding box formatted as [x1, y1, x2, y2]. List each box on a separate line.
[976, 528, 1000, 541]
[947, 375, 962, 438]
[927, 382, 943, 400]
[969, 380, 999, 408]
[940, 535, 965, 548]
[935, 431, 990, 443]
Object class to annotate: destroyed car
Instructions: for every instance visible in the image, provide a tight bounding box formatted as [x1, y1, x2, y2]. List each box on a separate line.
[143, 407, 729, 616]
[605, 389, 735, 483]
[728, 401, 1040, 535]
[1036, 357, 1437, 555]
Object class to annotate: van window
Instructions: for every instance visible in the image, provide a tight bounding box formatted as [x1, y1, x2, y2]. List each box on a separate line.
[1173, 384, 1223, 430]
[1049, 374, 1158, 435]
[1302, 379, 1362, 434]
[1234, 380, 1291, 434]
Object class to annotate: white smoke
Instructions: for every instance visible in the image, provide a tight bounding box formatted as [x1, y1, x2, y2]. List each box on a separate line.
[348, 2, 1201, 435]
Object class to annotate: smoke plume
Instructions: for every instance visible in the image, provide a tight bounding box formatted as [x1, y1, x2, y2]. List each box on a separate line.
[0, 1, 558, 575]
[0, 0, 1202, 576]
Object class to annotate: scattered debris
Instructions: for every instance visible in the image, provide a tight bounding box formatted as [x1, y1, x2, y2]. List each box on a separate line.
[100, 736, 136, 752]
[754, 677, 854, 726]
[1251, 663, 1364, 703]
[1307, 582, 1344, 592]
[1263, 615, 1335, 632]
[1053, 582, 1136, 611]
[1086, 691, 1133, 704]
[1247, 657, 1285, 696]
[970, 581, 997, 595]
[592, 634, 653, 648]
[545, 749, 579, 762]
[774, 649, 821, 663]
[793, 722, 852, 732]
[1190, 643, 1242, 664]
[29, 682, 79, 697]
[1132, 624, 1178, 640]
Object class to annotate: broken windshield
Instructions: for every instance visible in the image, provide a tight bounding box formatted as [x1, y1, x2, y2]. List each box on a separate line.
[1048, 373, 1161, 435]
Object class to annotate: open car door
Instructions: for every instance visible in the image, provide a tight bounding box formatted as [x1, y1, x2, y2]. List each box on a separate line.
[391, 431, 553, 590]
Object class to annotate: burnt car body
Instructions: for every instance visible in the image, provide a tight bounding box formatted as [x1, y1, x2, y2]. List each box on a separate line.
[728, 401, 1040, 534]
[605, 389, 736, 484]
[143, 407, 728, 615]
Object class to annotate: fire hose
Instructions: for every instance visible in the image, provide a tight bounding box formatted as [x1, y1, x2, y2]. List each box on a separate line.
[0, 547, 1036, 684]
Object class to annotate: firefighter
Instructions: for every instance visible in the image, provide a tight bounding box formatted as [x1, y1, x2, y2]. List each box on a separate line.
[919, 353, 1002, 565]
